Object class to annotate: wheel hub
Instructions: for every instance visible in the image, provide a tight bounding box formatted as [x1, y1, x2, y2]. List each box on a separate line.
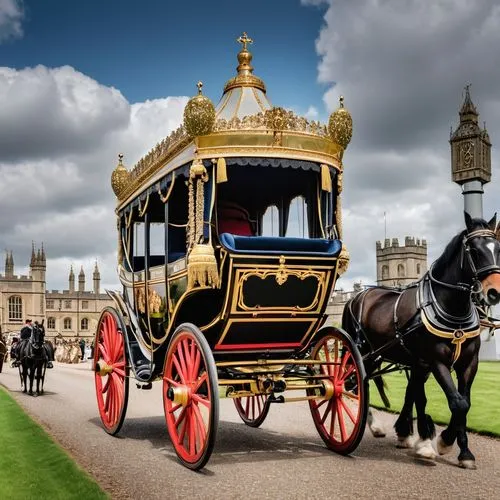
[321, 378, 335, 400]
[167, 385, 191, 407]
[96, 361, 113, 376]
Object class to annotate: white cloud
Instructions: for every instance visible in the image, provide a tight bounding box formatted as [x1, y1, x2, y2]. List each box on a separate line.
[0, 0, 24, 42]
[304, 105, 319, 120]
[0, 64, 188, 291]
[306, 0, 500, 288]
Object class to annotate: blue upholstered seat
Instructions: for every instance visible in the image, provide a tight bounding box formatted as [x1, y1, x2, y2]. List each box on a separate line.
[219, 233, 342, 257]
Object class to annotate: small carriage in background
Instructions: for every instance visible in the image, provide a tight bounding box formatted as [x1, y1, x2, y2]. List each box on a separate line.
[94, 33, 366, 470]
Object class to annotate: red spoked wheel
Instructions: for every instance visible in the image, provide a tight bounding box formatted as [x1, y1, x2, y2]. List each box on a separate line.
[163, 323, 219, 470]
[94, 307, 129, 435]
[307, 327, 368, 455]
[234, 395, 271, 428]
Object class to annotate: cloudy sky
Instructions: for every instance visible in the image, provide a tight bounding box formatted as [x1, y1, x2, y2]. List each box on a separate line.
[0, 0, 499, 293]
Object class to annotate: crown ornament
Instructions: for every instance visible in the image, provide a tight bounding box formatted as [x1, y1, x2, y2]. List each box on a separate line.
[328, 96, 353, 150]
[183, 81, 216, 137]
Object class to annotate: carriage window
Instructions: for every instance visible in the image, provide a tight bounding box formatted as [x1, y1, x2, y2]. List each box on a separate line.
[382, 265, 389, 280]
[8, 295, 22, 321]
[63, 317, 72, 329]
[47, 317, 56, 329]
[286, 196, 309, 238]
[134, 222, 145, 258]
[81, 318, 89, 330]
[262, 205, 279, 236]
[150, 222, 165, 267]
[398, 264, 405, 278]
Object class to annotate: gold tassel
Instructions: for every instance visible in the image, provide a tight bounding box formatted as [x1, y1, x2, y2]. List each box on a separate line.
[321, 164, 332, 192]
[216, 157, 228, 183]
[187, 243, 220, 289]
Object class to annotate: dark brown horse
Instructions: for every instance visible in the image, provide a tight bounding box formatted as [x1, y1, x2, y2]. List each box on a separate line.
[342, 213, 500, 469]
[18, 321, 48, 396]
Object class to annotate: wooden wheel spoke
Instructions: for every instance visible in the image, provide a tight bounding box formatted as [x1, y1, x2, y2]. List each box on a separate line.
[169, 403, 182, 414]
[320, 400, 333, 425]
[172, 355, 187, 385]
[342, 390, 359, 401]
[188, 408, 196, 455]
[113, 367, 126, 378]
[329, 398, 337, 437]
[192, 393, 211, 408]
[98, 344, 110, 364]
[176, 343, 189, 382]
[164, 377, 180, 387]
[190, 349, 201, 382]
[102, 376, 111, 394]
[337, 399, 347, 442]
[193, 372, 208, 393]
[192, 402, 207, 443]
[175, 406, 188, 429]
[339, 397, 357, 424]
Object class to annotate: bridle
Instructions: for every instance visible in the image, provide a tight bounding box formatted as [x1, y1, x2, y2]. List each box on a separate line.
[462, 229, 500, 282]
[429, 228, 500, 294]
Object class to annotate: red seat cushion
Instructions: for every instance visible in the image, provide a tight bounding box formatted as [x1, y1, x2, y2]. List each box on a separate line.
[218, 204, 254, 236]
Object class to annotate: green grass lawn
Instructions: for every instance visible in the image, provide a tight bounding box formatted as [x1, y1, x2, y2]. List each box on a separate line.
[0, 387, 107, 500]
[369, 361, 500, 437]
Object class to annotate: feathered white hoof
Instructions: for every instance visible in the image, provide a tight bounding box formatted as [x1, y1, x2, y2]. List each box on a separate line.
[367, 411, 386, 438]
[369, 422, 386, 438]
[459, 460, 477, 470]
[436, 435, 453, 455]
[415, 439, 436, 460]
[396, 435, 416, 449]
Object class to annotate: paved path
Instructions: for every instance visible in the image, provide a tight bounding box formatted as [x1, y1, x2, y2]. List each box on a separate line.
[1, 362, 499, 499]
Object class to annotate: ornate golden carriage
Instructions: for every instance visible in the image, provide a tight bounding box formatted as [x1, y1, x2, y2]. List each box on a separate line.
[94, 33, 367, 470]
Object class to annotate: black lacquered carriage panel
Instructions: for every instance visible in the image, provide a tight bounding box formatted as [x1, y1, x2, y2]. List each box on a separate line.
[242, 274, 319, 310]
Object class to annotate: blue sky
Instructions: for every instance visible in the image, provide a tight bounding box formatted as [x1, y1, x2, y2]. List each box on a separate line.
[1, 0, 500, 297]
[0, 0, 327, 114]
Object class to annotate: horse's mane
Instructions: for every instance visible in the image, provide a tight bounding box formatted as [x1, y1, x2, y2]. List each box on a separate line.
[435, 217, 490, 269]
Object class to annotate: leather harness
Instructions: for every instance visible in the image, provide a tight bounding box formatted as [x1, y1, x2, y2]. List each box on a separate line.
[355, 228, 499, 367]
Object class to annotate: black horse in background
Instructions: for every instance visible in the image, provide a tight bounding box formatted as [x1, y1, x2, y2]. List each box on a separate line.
[342, 213, 500, 469]
[18, 321, 49, 396]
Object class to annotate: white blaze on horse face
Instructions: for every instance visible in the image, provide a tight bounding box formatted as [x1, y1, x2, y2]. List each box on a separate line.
[486, 242, 497, 265]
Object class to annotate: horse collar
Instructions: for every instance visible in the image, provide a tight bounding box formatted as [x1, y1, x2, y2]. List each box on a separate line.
[418, 278, 480, 365]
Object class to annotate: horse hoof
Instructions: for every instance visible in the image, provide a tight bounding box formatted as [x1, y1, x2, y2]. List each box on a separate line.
[396, 435, 416, 449]
[459, 460, 477, 470]
[415, 439, 436, 460]
[437, 435, 453, 455]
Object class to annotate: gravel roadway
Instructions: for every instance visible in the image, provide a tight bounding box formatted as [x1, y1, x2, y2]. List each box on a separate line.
[1, 361, 499, 500]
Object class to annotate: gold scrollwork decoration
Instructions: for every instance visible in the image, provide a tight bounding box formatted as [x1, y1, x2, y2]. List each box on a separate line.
[158, 172, 176, 203]
[138, 193, 150, 217]
[276, 256, 288, 285]
[234, 267, 325, 313]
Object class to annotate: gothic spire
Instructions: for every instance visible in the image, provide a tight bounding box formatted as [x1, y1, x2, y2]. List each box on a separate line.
[31, 241, 36, 266]
[459, 85, 478, 123]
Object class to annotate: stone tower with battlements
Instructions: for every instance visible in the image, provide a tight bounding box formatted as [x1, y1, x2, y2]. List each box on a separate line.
[376, 237, 427, 287]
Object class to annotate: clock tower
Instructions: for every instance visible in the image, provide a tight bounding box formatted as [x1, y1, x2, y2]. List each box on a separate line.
[450, 86, 491, 218]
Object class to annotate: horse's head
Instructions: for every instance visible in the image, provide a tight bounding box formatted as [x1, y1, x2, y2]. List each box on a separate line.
[464, 212, 500, 306]
[30, 321, 45, 350]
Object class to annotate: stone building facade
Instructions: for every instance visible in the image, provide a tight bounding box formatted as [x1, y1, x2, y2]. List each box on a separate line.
[0, 246, 113, 341]
[376, 236, 427, 287]
[0, 245, 46, 335]
[45, 264, 114, 341]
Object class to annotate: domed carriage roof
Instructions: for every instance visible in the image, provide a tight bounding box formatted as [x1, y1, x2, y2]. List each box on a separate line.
[112, 33, 353, 208]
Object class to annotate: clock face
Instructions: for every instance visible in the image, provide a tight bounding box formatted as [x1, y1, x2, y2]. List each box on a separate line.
[461, 141, 474, 168]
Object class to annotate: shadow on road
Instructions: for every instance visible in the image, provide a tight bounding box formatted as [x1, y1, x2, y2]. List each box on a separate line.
[87, 413, 443, 469]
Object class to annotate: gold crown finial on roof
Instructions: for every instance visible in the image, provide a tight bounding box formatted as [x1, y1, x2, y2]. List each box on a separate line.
[237, 32, 253, 50]
[197, 81, 203, 95]
[118, 153, 124, 164]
